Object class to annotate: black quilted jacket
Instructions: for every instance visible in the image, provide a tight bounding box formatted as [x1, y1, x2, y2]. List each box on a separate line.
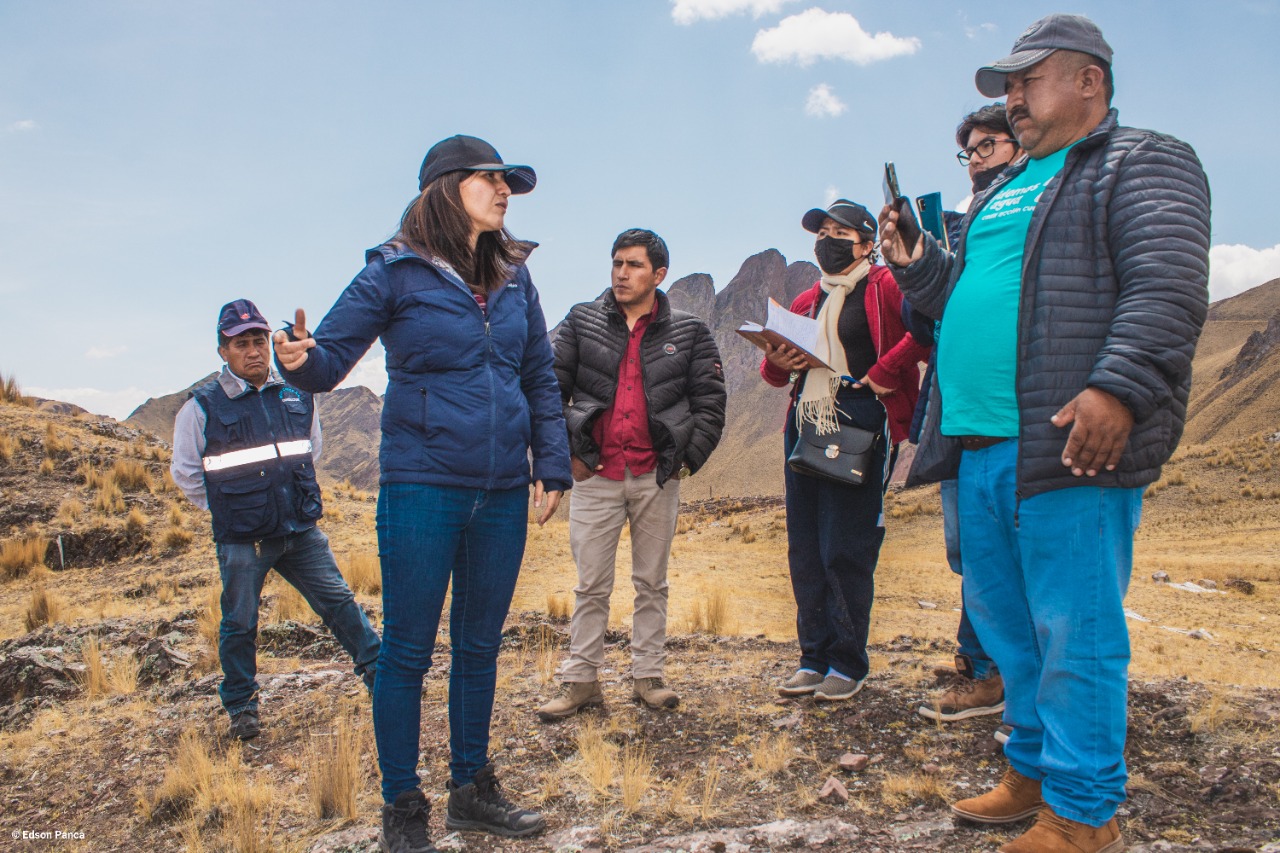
[553, 289, 726, 487]
[894, 110, 1211, 497]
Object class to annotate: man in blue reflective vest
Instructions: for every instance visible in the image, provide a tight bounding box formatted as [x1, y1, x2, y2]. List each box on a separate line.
[172, 299, 381, 740]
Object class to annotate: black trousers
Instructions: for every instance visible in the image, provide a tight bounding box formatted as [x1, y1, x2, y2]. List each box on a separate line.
[783, 392, 894, 680]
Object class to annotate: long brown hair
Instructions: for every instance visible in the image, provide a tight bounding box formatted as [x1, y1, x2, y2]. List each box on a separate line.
[394, 171, 528, 294]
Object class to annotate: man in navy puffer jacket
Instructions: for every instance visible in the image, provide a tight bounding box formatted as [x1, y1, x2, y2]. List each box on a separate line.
[881, 14, 1209, 853]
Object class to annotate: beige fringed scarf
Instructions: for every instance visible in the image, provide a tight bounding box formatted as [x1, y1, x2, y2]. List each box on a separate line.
[796, 259, 871, 435]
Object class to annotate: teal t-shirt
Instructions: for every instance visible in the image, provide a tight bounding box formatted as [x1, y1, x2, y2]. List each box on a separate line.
[938, 144, 1073, 437]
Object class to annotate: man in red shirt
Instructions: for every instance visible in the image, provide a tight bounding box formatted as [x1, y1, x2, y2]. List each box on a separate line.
[538, 229, 726, 719]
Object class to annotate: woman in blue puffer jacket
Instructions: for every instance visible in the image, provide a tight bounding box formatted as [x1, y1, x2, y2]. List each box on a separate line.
[274, 135, 571, 852]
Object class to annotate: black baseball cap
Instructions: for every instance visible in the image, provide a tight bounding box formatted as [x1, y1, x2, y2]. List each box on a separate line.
[976, 14, 1113, 98]
[417, 135, 536, 194]
[217, 299, 271, 337]
[802, 199, 877, 238]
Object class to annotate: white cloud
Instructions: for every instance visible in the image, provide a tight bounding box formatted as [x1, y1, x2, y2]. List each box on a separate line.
[85, 345, 127, 360]
[671, 0, 798, 25]
[8, 119, 37, 132]
[1209, 242, 1280, 302]
[752, 9, 921, 66]
[24, 385, 150, 420]
[964, 21, 997, 39]
[804, 83, 846, 118]
[823, 185, 839, 206]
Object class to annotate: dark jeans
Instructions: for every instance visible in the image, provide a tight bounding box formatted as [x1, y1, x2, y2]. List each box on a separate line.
[373, 482, 527, 803]
[783, 392, 891, 681]
[216, 525, 381, 715]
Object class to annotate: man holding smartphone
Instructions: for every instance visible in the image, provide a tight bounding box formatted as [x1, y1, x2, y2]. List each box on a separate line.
[905, 104, 1022, 729]
[881, 14, 1209, 853]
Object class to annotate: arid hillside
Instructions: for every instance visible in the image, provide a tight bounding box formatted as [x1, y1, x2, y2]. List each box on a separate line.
[1, 371, 1278, 852]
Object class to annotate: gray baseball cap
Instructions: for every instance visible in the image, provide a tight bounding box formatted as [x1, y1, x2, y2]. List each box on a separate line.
[975, 14, 1113, 98]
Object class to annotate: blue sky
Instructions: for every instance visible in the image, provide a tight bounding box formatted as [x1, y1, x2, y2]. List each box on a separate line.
[3, 0, 1277, 418]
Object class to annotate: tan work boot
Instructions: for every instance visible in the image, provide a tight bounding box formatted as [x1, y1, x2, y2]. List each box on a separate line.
[536, 681, 604, 722]
[919, 670, 1005, 721]
[999, 806, 1123, 853]
[633, 676, 679, 709]
[952, 768, 1044, 824]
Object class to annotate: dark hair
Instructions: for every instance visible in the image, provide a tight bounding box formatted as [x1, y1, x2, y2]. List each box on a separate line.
[218, 329, 268, 348]
[394, 171, 529, 295]
[611, 229, 669, 272]
[956, 103, 1015, 148]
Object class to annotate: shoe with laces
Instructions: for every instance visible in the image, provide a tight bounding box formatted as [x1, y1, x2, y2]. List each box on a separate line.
[633, 676, 679, 709]
[999, 806, 1123, 853]
[777, 669, 824, 697]
[536, 681, 604, 721]
[379, 789, 438, 853]
[952, 767, 1044, 824]
[812, 673, 865, 702]
[445, 764, 546, 838]
[919, 670, 1005, 721]
[228, 708, 260, 741]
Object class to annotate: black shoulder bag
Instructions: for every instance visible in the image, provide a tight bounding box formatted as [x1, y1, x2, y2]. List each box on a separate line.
[787, 418, 880, 487]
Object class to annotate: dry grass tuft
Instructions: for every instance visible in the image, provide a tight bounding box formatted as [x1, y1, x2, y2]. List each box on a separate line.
[140, 729, 215, 823]
[1190, 690, 1245, 734]
[750, 731, 793, 776]
[574, 718, 619, 801]
[112, 458, 154, 491]
[55, 494, 83, 522]
[688, 587, 729, 635]
[125, 507, 148, 533]
[43, 423, 74, 458]
[341, 553, 381, 595]
[546, 593, 571, 621]
[306, 713, 366, 821]
[1, 372, 33, 406]
[880, 770, 953, 808]
[78, 460, 103, 488]
[24, 586, 65, 631]
[167, 504, 185, 527]
[79, 634, 110, 698]
[0, 430, 15, 463]
[194, 585, 221, 673]
[620, 742, 655, 814]
[93, 475, 126, 514]
[1, 535, 47, 580]
[107, 651, 140, 695]
[39, 457, 55, 475]
[699, 759, 722, 823]
[161, 525, 193, 552]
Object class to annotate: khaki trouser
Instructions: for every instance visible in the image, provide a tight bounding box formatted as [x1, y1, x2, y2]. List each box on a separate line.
[559, 469, 681, 682]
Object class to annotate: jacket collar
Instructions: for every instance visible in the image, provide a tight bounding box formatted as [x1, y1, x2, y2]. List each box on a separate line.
[600, 287, 671, 325]
[218, 364, 283, 399]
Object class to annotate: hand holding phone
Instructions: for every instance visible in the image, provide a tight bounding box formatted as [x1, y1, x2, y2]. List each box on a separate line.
[882, 162, 922, 256]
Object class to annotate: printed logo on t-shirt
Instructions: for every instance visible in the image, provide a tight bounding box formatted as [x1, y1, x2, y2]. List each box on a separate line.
[980, 174, 1056, 221]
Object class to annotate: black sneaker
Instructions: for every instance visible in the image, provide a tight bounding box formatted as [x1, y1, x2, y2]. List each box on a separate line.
[229, 708, 260, 741]
[380, 789, 438, 853]
[445, 764, 546, 838]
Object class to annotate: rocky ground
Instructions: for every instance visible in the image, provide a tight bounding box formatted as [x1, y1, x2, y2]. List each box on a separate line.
[3, 614, 1278, 853]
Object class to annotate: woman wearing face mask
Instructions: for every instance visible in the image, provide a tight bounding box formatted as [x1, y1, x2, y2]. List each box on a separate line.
[273, 135, 571, 853]
[760, 199, 929, 702]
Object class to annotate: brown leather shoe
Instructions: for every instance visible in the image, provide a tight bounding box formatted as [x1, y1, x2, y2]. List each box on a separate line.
[633, 676, 679, 709]
[952, 768, 1044, 824]
[919, 670, 1005, 721]
[999, 806, 1123, 853]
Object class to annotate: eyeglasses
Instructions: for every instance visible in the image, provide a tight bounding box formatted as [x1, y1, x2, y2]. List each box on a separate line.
[957, 137, 1017, 166]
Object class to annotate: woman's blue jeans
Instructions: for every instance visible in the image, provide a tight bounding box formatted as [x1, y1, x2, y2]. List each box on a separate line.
[958, 439, 1142, 826]
[373, 482, 527, 803]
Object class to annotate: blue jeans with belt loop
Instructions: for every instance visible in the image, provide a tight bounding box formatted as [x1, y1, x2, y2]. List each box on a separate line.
[373, 482, 527, 804]
[957, 439, 1142, 826]
[216, 525, 381, 716]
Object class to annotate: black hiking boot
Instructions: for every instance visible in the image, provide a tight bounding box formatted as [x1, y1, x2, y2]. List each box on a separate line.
[445, 764, 546, 837]
[228, 708, 260, 741]
[379, 789, 437, 853]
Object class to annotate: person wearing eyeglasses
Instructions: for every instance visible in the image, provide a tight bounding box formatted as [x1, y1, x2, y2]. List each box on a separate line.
[904, 104, 1022, 730]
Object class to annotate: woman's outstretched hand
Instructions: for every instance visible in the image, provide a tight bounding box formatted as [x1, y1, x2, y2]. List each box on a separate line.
[273, 308, 316, 371]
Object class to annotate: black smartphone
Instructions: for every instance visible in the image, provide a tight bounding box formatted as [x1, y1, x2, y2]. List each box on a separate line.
[915, 192, 949, 251]
[882, 162, 922, 254]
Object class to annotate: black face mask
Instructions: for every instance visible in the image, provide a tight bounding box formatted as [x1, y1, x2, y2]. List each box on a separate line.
[971, 163, 1007, 193]
[814, 236, 858, 274]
